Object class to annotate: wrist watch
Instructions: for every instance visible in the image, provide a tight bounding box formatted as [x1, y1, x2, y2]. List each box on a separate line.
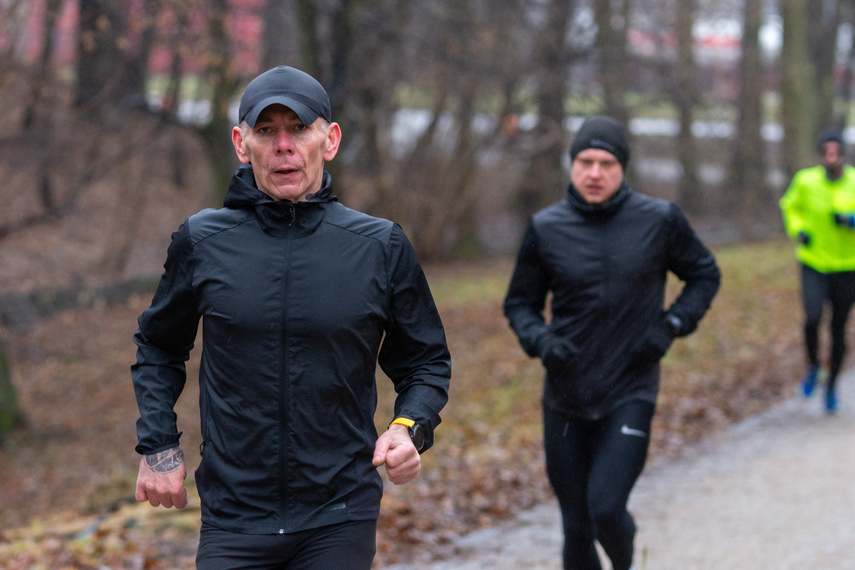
[390, 417, 425, 452]
[666, 313, 684, 336]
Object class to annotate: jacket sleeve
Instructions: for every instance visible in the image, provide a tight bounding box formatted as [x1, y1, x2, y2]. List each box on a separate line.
[780, 174, 807, 240]
[377, 225, 451, 453]
[664, 204, 721, 336]
[502, 222, 551, 357]
[131, 220, 201, 455]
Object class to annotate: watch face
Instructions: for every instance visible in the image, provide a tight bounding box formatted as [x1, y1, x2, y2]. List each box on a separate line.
[667, 314, 682, 333]
[410, 424, 425, 451]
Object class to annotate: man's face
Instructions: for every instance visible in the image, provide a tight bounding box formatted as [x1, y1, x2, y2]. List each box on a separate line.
[821, 141, 845, 178]
[571, 148, 624, 205]
[232, 104, 341, 202]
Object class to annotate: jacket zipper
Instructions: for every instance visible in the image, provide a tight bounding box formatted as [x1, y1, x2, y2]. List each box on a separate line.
[278, 220, 295, 533]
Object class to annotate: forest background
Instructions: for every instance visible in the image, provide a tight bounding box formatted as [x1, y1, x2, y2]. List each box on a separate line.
[0, 0, 853, 567]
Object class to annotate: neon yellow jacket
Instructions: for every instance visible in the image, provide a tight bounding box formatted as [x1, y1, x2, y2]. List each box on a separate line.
[780, 164, 855, 273]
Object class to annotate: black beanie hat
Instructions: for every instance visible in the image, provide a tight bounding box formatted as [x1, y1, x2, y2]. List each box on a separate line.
[817, 127, 845, 153]
[570, 115, 630, 169]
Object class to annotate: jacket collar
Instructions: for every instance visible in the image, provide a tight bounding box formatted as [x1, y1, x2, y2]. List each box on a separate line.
[566, 180, 630, 218]
[224, 164, 338, 238]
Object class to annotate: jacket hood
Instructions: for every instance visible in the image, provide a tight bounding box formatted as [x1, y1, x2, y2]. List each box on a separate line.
[566, 180, 630, 219]
[223, 164, 338, 209]
[224, 164, 338, 238]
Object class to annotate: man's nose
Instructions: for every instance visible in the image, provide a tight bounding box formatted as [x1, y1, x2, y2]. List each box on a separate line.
[275, 131, 293, 153]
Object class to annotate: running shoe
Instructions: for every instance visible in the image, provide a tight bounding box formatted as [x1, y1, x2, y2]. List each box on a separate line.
[800, 365, 819, 397]
[825, 390, 839, 414]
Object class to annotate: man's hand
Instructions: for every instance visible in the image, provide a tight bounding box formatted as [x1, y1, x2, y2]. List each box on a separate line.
[372, 424, 421, 485]
[135, 446, 188, 509]
[538, 335, 579, 378]
[834, 213, 855, 229]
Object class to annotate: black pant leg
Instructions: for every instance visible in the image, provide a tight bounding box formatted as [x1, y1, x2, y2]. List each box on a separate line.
[801, 264, 828, 368]
[587, 400, 655, 570]
[544, 407, 602, 570]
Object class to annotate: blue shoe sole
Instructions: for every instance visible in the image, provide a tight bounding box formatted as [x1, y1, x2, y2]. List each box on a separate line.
[825, 395, 839, 414]
[800, 367, 821, 398]
[801, 378, 817, 397]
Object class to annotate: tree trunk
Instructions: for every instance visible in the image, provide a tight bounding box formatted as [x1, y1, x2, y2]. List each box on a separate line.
[516, 0, 579, 221]
[841, 2, 855, 128]
[729, 0, 767, 235]
[21, 0, 63, 128]
[593, 0, 629, 125]
[808, 0, 841, 130]
[295, 0, 322, 79]
[261, 0, 295, 70]
[75, 0, 131, 110]
[122, 0, 158, 108]
[201, 0, 240, 207]
[780, 0, 820, 176]
[674, 0, 701, 214]
[0, 337, 24, 442]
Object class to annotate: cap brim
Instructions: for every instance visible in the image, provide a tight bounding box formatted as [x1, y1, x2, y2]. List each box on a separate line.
[242, 95, 320, 127]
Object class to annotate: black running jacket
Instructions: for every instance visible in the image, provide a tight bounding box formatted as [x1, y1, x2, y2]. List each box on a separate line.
[132, 164, 451, 534]
[504, 183, 719, 420]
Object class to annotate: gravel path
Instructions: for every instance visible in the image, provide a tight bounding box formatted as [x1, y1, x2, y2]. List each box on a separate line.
[385, 372, 855, 570]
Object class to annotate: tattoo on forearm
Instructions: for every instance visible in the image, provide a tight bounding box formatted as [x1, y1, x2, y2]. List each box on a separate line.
[145, 448, 184, 473]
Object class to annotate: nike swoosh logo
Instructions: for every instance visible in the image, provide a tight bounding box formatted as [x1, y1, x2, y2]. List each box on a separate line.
[620, 425, 648, 438]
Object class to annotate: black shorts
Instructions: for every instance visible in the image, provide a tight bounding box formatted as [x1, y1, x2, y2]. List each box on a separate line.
[196, 519, 377, 570]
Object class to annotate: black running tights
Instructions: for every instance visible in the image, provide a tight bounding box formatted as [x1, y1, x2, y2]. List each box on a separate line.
[544, 400, 655, 570]
[801, 264, 855, 392]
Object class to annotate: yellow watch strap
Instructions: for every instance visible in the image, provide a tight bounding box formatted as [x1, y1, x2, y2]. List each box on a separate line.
[389, 417, 415, 429]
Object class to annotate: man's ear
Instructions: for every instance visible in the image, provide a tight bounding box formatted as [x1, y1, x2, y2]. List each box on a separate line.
[232, 126, 251, 164]
[323, 122, 342, 162]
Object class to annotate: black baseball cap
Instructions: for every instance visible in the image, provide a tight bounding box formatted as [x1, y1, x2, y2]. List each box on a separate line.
[238, 66, 332, 127]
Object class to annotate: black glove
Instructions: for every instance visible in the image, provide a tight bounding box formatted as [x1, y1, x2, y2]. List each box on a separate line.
[630, 315, 676, 367]
[797, 231, 810, 245]
[538, 335, 579, 378]
[833, 213, 855, 229]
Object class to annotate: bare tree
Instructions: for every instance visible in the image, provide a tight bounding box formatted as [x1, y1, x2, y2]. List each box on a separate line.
[0, 335, 24, 443]
[674, 0, 702, 214]
[594, 0, 630, 125]
[780, 0, 840, 175]
[76, 0, 137, 110]
[725, 0, 767, 234]
[200, 0, 242, 205]
[261, 0, 298, 70]
[840, 1, 855, 129]
[262, 0, 536, 259]
[10, 0, 831, 268]
[370, 0, 509, 258]
[515, 0, 584, 221]
[809, 0, 842, 132]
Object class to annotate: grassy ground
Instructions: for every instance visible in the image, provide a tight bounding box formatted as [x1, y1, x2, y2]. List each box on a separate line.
[0, 239, 818, 568]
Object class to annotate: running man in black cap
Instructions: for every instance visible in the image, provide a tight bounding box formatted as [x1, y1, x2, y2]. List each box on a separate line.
[780, 127, 855, 413]
[504, 115, 720, 570]
[131, 66, 451, 569]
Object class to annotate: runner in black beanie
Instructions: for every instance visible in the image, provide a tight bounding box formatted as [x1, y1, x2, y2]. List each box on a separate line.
[505, 113, 720, 570]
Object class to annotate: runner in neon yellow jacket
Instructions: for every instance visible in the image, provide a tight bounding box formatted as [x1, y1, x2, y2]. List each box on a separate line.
[780, 127, 855, 413]
[780, 163, 855, 273]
